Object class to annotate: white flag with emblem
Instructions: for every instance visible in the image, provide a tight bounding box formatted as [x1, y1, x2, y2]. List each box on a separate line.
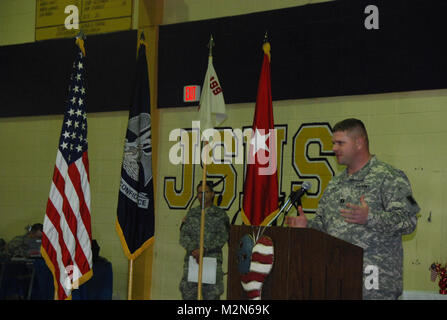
[199, 56, 227, 131]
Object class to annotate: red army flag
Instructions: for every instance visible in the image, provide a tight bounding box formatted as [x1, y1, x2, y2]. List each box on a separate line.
[241, 41, 279, 226]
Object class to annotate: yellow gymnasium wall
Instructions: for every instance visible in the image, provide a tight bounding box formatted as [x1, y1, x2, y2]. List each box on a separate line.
[153, 91, 447, 299]
[0, 112, 131, 299]
[1, 0, 446, 300]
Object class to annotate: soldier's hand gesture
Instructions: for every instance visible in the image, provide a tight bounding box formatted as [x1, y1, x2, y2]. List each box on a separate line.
[340, 195, 369, 224]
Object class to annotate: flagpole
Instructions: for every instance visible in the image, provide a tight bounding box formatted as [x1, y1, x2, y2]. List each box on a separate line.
[128, 259, 134, 300]
[197, 34, 215, 300]
[197, 151, 207, 300]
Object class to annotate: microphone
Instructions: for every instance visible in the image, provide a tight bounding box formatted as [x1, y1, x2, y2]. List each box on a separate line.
[269, 181, 312, 226]
[284, 181, 312, 213]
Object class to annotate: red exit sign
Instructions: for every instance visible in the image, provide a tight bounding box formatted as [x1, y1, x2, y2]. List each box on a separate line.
[183, 85, 201, 103]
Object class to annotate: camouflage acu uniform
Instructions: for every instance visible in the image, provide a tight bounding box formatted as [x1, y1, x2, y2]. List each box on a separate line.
[308, 156, 420, 299]
[179, 205, 230, 300]
[7, 235, 32, 258]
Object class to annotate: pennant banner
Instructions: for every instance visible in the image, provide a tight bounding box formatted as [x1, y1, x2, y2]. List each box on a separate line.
[116, 42, 155, 260]
[199, 56, 227, 132]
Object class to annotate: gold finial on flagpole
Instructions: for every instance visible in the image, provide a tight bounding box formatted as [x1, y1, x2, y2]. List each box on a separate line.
[207, 34, 215, 57]
[139, 31, 147, 45]
[262, 31, 271, 61]
[263, 30, 269, 43]
[76, 29, 86, 40]
[75, 29, 86, 57]
[138, 30, 148, 52]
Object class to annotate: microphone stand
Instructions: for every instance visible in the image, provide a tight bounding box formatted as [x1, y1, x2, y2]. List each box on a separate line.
[267, 191, 300, 227]
[250, 191, 300, 243]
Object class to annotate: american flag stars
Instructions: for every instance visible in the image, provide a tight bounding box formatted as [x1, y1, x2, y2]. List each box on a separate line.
[59, 50, 88, 164]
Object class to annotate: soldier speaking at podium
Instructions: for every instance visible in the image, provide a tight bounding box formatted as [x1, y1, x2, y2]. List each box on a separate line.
[287, 118, 420, 300]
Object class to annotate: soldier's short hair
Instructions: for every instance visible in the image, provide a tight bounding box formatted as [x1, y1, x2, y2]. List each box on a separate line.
[196, 180, 214, 192]
[30, 223, 43, 232]
[333, 118, 369, 149]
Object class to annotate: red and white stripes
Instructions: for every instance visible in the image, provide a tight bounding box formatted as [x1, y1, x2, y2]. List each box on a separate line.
[42, 150, 92, 300]
[240, 236, 274, 300]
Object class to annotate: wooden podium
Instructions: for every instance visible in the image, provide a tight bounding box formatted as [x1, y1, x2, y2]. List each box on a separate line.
[227, 225, 363, 299]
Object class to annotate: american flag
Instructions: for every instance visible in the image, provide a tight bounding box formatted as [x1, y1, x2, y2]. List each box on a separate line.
[41, 39, 93, 300]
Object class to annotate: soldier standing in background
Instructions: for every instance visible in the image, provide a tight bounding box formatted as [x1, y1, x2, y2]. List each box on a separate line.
[287, 118, 420, 299]
[179, 181, 229, 300]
